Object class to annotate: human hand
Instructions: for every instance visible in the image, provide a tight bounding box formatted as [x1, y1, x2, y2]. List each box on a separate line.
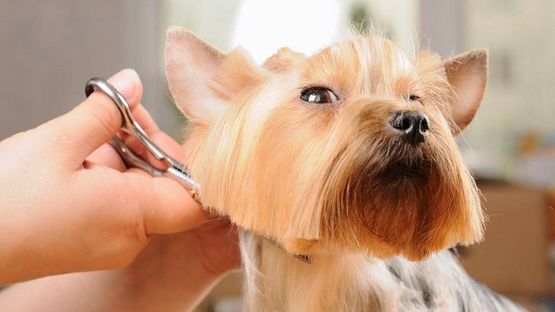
[107, 219, 239, 311]
[0, 69, 213, 285]
[0, 220, 240, 312]
[80, 74, 240, 309]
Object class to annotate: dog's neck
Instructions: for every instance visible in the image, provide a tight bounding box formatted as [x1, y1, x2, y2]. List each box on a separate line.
[242, 235, 399, 311]
[240, 233, 520, 312]
[263, 237, 312, 264]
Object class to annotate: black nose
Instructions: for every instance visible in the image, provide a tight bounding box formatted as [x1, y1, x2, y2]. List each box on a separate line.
[390, 111, 429, 145]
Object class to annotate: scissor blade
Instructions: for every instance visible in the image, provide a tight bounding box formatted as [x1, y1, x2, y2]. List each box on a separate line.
[109, 137, 164, 177]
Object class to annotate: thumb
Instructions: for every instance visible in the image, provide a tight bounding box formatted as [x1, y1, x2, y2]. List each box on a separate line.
[124, 170, 210, 235]
[49, 69, 143, 164]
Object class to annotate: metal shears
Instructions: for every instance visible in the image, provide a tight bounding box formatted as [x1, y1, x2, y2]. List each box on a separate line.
[84, 78, 201, 204]
[84, 78, 313, 263]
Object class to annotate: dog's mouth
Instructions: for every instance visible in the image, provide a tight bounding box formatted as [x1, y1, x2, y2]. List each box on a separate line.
[378, 159, 431, 184]
[315, 132, 476, 259]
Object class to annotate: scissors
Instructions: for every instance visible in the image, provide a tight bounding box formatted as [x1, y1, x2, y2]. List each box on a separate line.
[84, 78, 310, 262]
[84, 78, 202, 204]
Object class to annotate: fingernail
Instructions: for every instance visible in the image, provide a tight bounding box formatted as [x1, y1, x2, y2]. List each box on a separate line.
[108, 68, 140, 99]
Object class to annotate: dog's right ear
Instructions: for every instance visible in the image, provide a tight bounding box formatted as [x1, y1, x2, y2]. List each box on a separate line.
[165, 26, 262, 123]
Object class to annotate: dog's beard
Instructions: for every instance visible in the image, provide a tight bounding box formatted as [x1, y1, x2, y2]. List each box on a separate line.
[318, 133, 480, 260]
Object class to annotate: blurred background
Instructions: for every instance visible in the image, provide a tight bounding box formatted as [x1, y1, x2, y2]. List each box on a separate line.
[1, 0, 555, 311]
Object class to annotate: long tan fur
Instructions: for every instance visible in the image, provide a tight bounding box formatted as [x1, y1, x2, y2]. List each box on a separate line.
[165, 26, 521, 311]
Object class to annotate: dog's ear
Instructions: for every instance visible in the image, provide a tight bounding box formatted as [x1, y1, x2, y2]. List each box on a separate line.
[165, 26, 262, 123]
[263, 47, 306, 72]
[444, 49, 488, 133]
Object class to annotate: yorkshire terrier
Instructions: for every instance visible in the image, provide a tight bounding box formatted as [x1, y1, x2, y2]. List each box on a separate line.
[165, 26, 523, 311]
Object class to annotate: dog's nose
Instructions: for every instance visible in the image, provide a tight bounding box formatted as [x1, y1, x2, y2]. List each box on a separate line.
[390, 111, 429, 146]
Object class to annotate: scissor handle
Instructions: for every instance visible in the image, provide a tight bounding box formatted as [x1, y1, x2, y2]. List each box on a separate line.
[84, 78, 200, 196]
[85, 78, 167, 159]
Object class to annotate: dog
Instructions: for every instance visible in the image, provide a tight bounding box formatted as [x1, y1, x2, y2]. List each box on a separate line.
[164, 26, 524, 311]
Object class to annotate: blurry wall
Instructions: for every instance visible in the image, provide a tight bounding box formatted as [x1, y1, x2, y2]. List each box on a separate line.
[464, 0, 555, 180]
[420, 0, 464, 57]
[0, 0, 183, 140]
[164, 0, 243, 53]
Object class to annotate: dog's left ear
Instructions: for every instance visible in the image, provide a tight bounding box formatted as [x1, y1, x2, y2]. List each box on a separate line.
[263, 47, 306, 72]
[165, 26, 262, 124]
[444, 49, 488, 133]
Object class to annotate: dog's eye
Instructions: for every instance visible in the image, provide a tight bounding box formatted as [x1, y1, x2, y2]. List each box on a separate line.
[300, 87, 339, 104]
[408, 94, 421, 102]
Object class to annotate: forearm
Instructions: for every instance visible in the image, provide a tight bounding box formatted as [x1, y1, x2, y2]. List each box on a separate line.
[0, 267, 224, 312]
[0, 224, 54, 285]
[0, 271, 122, 312]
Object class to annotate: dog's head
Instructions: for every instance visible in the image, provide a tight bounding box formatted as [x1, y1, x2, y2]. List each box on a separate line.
[165, 27, 487, 260]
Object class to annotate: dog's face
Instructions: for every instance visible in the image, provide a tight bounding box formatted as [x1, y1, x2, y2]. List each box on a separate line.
[165, 27, 487, 260]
